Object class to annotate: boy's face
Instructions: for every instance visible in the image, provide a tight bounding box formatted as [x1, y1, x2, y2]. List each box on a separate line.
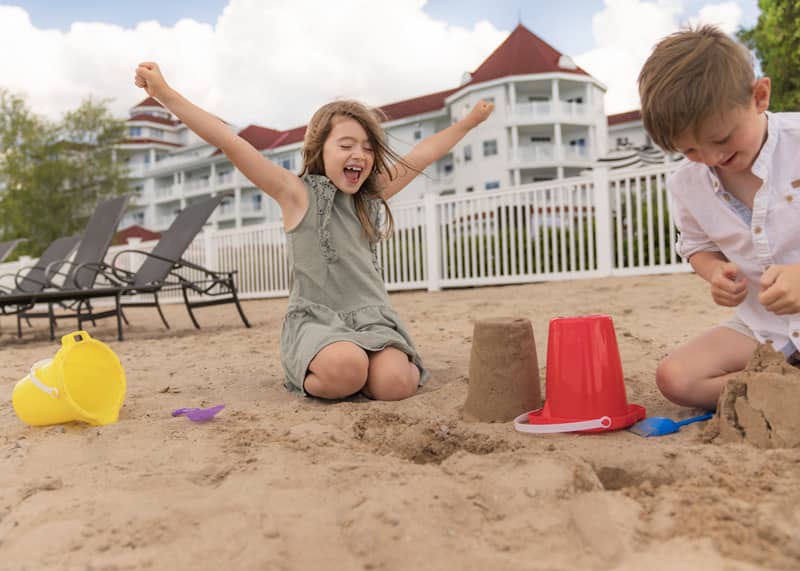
[322, 116, 374, 194]
[674, 78, 771, 175]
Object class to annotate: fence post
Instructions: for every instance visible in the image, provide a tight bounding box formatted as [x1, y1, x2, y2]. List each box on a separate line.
[423, 192, 441, 292]
[593, 166, 614, 276]
[126, 238, 142, 276]
[204, 229, 218, 270]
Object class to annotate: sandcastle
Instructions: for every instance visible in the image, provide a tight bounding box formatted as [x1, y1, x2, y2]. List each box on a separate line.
[706, 343, 800, 448]
[463, 317, 541, 422]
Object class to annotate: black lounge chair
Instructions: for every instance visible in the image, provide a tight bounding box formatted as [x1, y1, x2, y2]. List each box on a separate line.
[0, 239, 24, 263]
[27, 195, 251, 341]
[2, 195, 129, 339]
[0, 235, 81, 296]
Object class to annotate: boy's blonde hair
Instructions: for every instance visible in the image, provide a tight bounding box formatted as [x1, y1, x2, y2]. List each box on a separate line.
[638, 25, 755, 152]
[300, 100, 399, 242]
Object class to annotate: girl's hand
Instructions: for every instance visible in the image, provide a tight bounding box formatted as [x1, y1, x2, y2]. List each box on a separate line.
[710, 262, 747, 307]
[759, 264, 800, 315]
[134, 62, 170, 100]
[464, 100, 495, 128]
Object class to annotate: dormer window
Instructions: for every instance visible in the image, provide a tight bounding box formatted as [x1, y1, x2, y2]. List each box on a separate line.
[558, 55, 577, 70]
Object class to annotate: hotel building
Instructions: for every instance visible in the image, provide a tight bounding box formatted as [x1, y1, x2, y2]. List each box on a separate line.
[118, 25, 645, 232]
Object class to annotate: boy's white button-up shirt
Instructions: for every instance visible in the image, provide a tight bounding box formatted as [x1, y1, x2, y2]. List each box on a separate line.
[669, 111, 800, 352]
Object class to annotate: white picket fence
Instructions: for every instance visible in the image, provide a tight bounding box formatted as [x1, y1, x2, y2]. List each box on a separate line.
[0, 164, 690, 304]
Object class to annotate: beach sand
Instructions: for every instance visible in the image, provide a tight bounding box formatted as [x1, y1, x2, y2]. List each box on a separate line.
[1, 273, 799, 570]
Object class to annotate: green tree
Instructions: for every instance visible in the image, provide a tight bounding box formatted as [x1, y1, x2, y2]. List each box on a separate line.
[0, 90, 129, 258]
[738, 0, 800, 112]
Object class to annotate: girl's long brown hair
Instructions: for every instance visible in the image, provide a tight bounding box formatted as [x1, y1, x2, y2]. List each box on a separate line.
[299, 100, 416, 242]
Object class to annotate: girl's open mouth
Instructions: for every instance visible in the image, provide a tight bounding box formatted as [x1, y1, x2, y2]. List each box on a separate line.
[344, 166, 362, 184]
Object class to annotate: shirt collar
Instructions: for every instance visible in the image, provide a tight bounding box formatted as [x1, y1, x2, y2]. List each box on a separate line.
[750, 111, 776, 180]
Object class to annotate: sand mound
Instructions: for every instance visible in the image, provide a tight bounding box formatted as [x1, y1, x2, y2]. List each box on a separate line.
[462, 318, 541, 422]
[706, 344, 800, 448]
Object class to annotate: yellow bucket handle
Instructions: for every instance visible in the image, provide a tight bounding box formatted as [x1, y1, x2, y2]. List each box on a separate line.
[28, 358, 59, 399]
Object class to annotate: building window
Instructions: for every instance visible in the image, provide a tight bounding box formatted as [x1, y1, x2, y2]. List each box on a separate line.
[439, 189, 455, 196]
[483, 139, 498, 157]
[616, 137, 630, 148]
[465, 186, 475, 193]
[485, 181, 500, 190]
[280, 156, 295, 170]
[150, 128, 164, 139]
[129, 127, 142, 137]
[464, 145, 472, 162]
[530, 136, 551, 143]
[443, 163, 453, 174]
[570, 138, 586, 147]
[414, 129, 422, 141]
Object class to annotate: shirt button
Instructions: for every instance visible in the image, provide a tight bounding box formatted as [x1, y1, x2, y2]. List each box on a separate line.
[754, 226, 763, 234]
[787, 195, 795, 203]
[723, 193, 732, 201]
[793, 331, 799, 338]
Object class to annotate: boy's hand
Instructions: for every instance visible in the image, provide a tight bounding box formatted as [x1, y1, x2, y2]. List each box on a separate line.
[710, 262, 747, 307]
[134, 62, 170, 100]
[464, 100, 495, 128]
[758, 264, 800, 315]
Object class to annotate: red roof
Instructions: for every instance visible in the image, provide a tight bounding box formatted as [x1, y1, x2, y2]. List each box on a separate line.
[467, 24, 589, 84]
[268, 125, 307, 149]
[608, 110, 641, 126]
[128, 113, 180, 126]
[238, 125, 284, 150]
[133, 96, 164, 109]
[212, 124, 287, 155]
[114, 225, 161, 245]
[380, 87, 460, 121]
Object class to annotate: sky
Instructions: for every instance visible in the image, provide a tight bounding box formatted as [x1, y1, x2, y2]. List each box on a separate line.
[0, 0, 760, 130]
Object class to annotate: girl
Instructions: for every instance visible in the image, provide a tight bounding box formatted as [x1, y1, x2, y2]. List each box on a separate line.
[134, 62, 494, 401]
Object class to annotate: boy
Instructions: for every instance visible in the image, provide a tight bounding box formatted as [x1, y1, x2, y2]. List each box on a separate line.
[638, 25, 800, 409]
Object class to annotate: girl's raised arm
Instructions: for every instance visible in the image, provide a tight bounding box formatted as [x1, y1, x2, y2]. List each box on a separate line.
[134, 62, 305, 214]
[379, 100, 494, 200]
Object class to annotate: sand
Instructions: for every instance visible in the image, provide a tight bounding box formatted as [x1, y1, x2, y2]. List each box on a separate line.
[1, 273, 799, 570]
[708, 344, 800, 449]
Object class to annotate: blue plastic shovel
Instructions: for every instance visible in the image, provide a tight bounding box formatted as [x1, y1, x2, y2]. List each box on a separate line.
[629, 412, 714, 437]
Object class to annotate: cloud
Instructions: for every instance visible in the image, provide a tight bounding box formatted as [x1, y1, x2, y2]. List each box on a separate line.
[689, 2, 743, 33]
[574, 0, 744, 114]
[0, 0, 506, 129]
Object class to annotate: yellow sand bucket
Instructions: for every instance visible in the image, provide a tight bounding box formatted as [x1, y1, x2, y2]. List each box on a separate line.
[12, 331, 126, 426]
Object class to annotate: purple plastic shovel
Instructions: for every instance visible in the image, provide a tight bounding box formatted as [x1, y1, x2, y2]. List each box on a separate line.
[171, 404, 225, 422]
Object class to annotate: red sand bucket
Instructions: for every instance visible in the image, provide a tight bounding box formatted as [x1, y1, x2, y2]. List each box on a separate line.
[514, 315, 645, 434]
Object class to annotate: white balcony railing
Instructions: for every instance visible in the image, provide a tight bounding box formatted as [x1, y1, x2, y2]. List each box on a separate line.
[154, 185, 177, 200]
[126, 163, 147, 178]
[510, 143, 556, 163]
[510, 144, 592, 164]
[216, 172, 235, 186]
[427, 173, 455, 190]
[510, 101, 588, 122]
[184, 178, 210, 192]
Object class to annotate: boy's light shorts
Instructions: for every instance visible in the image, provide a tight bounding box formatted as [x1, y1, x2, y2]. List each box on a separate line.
[719, 314, 757, 340]
[720, 314, 800, 366]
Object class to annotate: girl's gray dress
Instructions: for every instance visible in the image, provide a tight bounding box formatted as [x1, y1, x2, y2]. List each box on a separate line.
[280, 174, 429, 394]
